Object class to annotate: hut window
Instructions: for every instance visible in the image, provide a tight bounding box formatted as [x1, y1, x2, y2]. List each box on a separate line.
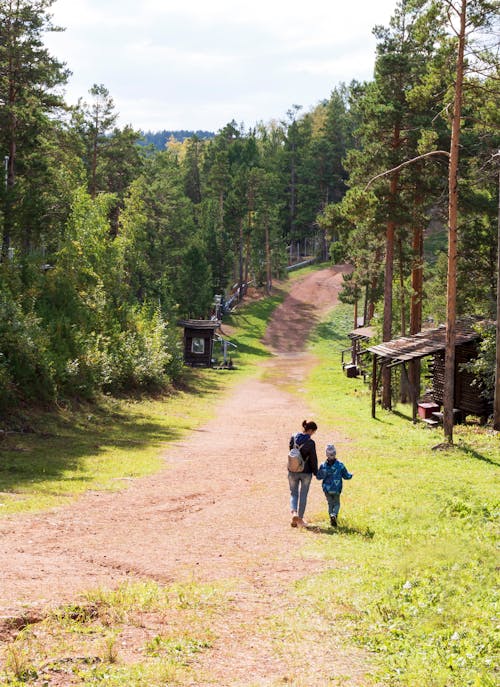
[191, 337, 205, 354]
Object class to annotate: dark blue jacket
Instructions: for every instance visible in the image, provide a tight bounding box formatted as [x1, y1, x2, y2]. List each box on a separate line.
[316, 459, 352, 493]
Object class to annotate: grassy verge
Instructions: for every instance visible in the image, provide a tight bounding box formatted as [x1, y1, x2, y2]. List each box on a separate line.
[299, 304, 498, 687]
[0, 288, 285, 516]
[1, 579, 230, 686]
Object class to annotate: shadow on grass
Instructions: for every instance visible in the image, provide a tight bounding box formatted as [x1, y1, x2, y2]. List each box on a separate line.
[0, 415, 184, 494]
[173, 368, 226, 395]
[228, 294, 284, 328]
[232, 341, 272, 358]
[455, 443, 500, 467]
[0, 365, 228, 495]
[307, 523, 375, 539]
[391, 408, 414, 422]
[311, 319, 351, 348]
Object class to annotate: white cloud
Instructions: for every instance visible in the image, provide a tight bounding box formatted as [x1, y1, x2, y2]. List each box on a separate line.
[46, 0, 398, 131]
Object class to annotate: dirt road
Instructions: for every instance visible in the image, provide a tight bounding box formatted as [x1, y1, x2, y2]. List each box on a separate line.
[0, 265, 371, 685]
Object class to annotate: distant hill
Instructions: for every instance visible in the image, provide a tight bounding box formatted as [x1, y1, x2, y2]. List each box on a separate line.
[138, 130, 215, 149]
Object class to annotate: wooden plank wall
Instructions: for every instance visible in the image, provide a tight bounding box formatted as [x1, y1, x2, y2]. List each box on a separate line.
[431, 343, 491, 416]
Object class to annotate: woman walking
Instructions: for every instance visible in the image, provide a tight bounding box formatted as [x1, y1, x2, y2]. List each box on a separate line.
[288, 420, 318, 527]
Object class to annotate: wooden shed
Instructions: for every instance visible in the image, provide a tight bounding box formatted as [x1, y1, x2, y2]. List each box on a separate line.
[178, 319, 220, 367]
[367, 318, 493, 422]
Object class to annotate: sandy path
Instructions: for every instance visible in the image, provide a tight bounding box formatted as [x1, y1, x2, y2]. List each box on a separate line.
[0, 265, 370, 685]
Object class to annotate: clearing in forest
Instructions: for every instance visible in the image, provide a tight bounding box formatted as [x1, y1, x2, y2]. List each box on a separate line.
[0, 266, 372, 686]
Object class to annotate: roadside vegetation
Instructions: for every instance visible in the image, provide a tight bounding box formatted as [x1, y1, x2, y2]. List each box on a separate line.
[0, 286, 286, 685]
[2, 579, 229, 686]
[295, 304, 499, 687]
[0, 286, 284, 517]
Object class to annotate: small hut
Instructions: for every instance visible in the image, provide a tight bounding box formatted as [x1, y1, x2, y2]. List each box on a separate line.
[366, 318, 493, 422]
[178, 319, 220, 367]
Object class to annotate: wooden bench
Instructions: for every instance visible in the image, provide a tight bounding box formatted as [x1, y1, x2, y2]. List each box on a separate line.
[421, 417, 440, 428]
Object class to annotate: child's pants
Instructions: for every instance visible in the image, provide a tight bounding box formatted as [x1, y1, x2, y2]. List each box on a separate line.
[325, 492, 340, 517]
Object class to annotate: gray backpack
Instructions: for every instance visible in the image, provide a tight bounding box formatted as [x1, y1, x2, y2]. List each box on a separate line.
[288, 435, 305, 472]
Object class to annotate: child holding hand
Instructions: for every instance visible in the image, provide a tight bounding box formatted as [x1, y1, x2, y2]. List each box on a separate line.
[316, 444, 353, 527]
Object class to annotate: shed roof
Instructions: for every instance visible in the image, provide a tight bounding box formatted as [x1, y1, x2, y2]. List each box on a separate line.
[367, 318, 491, 365]
[348, 326, 375, 341]
[178, 319, 220, 330]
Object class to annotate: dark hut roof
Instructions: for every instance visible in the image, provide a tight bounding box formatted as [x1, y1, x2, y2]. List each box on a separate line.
[178, 319, 220, 329]
[348, 326, 375, 341]
[367, 318, 491, 365]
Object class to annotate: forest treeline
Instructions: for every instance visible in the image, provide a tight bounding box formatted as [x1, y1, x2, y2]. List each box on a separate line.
[0, 0, 498, 410]
[138, 130, 215, 149]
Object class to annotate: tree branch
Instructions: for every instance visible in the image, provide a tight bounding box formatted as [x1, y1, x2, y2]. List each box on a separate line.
[443, 0, 460, 16]
[364, 151, 451, 190]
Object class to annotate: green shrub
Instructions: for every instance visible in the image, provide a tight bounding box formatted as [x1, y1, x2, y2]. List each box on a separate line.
[58, 305, 181, 396]
[0, 292, 56, 406]
[329, 239, 346, 263]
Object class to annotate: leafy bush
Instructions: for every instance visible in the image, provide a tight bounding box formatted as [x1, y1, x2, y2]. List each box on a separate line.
[58, 305, 181, 396]
[0, 189, 185, 408]
[461, 322, 495, 399]
[329, 239, 346, 263]
[0, 291, 56, 407]
[103, 307, 173, 391]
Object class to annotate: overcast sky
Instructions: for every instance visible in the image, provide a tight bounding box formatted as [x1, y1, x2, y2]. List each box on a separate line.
[45, 0, 398, 133]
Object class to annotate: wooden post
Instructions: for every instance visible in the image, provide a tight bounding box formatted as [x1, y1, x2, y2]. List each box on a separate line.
[402, 363, 418, 423]
[371, 354, 378, 418]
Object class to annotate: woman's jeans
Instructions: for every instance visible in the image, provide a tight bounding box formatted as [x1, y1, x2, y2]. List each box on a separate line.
[288, 472, 312, 518]
[325, 492, 341, 517]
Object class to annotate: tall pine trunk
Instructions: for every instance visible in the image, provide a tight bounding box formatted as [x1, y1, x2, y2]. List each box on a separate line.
[493, 167, 500, 429]
[399, 235, 406, 336]
[2, 138, 15, 259]
[409, 221, 424, 398]
[399, 235, 408, 402]
[265, 214, 272, 295]
[238, 218, 244, 297]
[444, 0, 467, 444]
[382, 163, 399, 409]
[2, 39, 17, 259]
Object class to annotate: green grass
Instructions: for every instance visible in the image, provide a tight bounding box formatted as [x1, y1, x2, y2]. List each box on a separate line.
[223, 289, 284, 362]
[0, 285, 287, 516]
[0, 384, 233, 516]
[2, 269, 497, 686]
[1, 580, 227, 686]
[298, 303, 499, 687]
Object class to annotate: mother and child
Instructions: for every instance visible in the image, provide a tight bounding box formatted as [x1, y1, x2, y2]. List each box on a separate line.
[288, 420, 352, 528]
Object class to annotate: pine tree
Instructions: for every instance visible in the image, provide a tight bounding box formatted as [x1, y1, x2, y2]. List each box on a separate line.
[0, 0, 69, 258]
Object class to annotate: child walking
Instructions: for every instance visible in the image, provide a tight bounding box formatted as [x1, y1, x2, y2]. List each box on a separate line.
[316, 444, 352, 527]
